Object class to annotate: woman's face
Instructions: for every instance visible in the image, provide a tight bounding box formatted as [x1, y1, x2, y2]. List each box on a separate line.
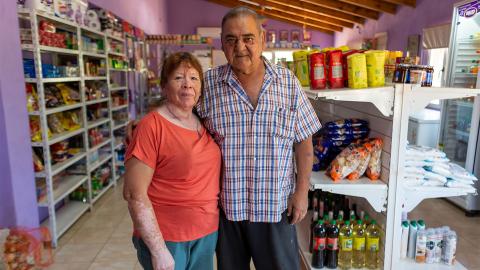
[165, 62, 202, 110]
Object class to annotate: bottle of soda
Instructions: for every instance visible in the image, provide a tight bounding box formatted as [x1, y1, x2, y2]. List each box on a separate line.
[312, 219, 327, 268]
[336, 214, 345, 227]
[326, 220, 339, 269]
[310, 211, 319, 252]
[366, 220, 381, 269]
[338, 220, 353, 269]
[352, 220, 366, 268]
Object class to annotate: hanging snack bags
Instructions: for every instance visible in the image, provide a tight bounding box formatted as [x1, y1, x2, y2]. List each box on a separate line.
[365, 50, 386, 87]
[327, 143, 369, 181]
[366, 138, 384, 180]
[326, 50, 344, 88]
[310, 52, 327, 90]
[293, 50, 310, 87]
[347, 53, 368, 89]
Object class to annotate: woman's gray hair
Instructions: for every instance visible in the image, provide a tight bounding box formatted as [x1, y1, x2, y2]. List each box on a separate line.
[221, 6, 263, 34]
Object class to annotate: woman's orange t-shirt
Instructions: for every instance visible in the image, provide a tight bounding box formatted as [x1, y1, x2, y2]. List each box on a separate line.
[125, 112, 221, 242]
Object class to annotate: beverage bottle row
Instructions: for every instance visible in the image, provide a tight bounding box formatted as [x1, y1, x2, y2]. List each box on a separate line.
[310, 214, 381, 269]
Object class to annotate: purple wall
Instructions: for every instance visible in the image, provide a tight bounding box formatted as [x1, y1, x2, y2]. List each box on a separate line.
[335, 0, 458, 54]
[166, 0, 334, 48]
[90, 0, 168, 34]
[0, 0, 39, 228]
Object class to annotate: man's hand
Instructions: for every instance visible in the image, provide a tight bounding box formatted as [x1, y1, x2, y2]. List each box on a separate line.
[287, 189, 308, 225]
[152, 248, 175, 270]
[124, 120, 139, 147]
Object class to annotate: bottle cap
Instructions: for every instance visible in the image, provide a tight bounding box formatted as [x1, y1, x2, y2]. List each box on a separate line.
[357, 220, 363, 225]
[331, 220, 337, 225]
[417, 220, 425, 226]
[410, 220, 418, 227]
[318, 220, 324, 225]
[371, 220, 377, 225]
[402, 221, 409, 228]
[344, 220, 350, 226]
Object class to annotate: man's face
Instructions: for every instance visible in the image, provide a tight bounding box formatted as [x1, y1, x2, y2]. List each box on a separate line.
[221, 15, 265, 75]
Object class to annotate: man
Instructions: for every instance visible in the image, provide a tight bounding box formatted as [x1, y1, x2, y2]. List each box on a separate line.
[196, 7, 321, 270]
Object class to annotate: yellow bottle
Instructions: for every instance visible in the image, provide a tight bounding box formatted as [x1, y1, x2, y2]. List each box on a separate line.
[352, 220, 366, 268]
[366, 220, 381, 269]
[338, 220, 353, 269]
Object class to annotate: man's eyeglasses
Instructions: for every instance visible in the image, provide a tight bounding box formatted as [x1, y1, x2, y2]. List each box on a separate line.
[223, 36, 256, 46]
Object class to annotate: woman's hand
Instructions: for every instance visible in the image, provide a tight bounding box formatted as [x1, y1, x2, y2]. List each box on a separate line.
[152, 248, 175, 270]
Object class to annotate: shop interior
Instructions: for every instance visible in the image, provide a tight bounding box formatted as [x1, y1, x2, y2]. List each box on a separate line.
[1, 0, 480, 269]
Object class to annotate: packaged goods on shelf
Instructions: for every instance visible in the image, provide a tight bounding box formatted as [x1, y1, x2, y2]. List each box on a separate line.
[326, 50, 344, 89]
[85, 81, 107, 101]
[146, 34, 211, 45]
[29, 116, 52, 142]
[54, 0, 87, 25]
[25, 0, 54, 15]
[111, 93, 127, 107]
[84, 59, 106, 76]
[91, 9, 123, 37]
[365, 51, 386, 87]
[88, 126, 109, 147]
[26, 84, 39, 112]
[44, 83, 80, 107]
[347, 53, 368, 89]
[313, 119, 370, 172]
[20, 28, 33, 45]
[108, 56, 128, 69]
[293, 50, 310, 87]
[107, 39, 125, 54]
[81, 36, 104, 54]
[41, 64, 79, 78]
[47, 111, 81, 134]
[32, 151, 44, 172]
[309, 52, 326, 90]
[23, 59, 36, 78]
[403, 145, 478, 189]
[2, 227, 53, 269]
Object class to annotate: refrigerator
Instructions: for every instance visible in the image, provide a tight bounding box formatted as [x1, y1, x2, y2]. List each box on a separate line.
[441, 0, 480, 215]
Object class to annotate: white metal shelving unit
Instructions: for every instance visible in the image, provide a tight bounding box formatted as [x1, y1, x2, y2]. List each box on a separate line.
[106, 33, 129, 184]
[300, 84, 480, 270]
[18, 7, 124, 247]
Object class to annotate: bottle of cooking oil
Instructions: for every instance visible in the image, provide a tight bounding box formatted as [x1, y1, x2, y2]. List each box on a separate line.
[338, 220, 353, 269]
[366, 220, 381, 269]
[352, 219, 366, 268]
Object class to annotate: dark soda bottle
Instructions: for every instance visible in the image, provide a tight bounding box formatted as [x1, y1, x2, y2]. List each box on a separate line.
[312, 219, 326, 268]
[326, 220, 339, 269]
[309, 210, 319, 252]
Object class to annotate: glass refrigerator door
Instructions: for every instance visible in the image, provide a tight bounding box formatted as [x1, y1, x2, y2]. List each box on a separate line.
[441, 0, 480, 212]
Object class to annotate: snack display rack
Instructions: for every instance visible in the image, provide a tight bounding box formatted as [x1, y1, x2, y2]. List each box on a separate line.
[18, 7, 129, 247]
[300, 84, 480, 270]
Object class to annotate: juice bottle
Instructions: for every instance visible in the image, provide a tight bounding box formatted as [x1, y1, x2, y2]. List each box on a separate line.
[312, 220, 326, 268]
[336, 214, 345, 227]
[326, 220, 339, 268]
[366, 220, 381, 269]
[352, 220, 366, 268]
[338, 220, 353, 269]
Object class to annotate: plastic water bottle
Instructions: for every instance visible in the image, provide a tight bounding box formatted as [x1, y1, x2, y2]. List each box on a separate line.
[352, 220, 365, 268]
[443, 231, 457, 265]
[425, 228, 436, 264]
[440, 226, 450, 262]
[312, 220, 327, 268]
[338, 220, 353, 269]
[415, 229, 427, 263]
[434, 228, 443, 263]
[326, 220, 339, 269]
[417, 219, 426, 230]
[365, 220, 380, 269]
[407, 220, 418, 258]
[400, 221, 409, 259]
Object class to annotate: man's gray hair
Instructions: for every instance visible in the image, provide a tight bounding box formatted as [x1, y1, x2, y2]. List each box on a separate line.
[221, 6, 263, 34]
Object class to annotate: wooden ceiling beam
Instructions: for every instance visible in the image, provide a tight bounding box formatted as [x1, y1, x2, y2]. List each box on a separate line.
[382, 0, 416, 7]
[256, 0, 354, 28]
[265, 0, 365, 25]
[301, 0, 380, 20]
[207, 0, 336, 34]
[339, 0, 397, 14]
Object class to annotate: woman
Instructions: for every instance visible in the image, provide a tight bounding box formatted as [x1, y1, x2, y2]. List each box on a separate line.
[123, 52, 221, 270]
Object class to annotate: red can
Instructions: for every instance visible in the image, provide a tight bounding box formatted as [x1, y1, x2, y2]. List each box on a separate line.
[326, 50, 344, 88]
[310, 52, 326, 90]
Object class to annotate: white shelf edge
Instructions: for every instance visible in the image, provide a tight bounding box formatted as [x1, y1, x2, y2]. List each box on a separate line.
[408, 85, 480, 114]
[49, 128, 85, 145]
[87, 118, 110, 129]
[111, 104, 128, 111]
[41, 201, 90, 239]
[398, 258, 467, 270]
[84, 76, 107, 81]
[45, 103, 82, 115]
[92, 181, 115, 204]
[81, 51, 106, 58]
[112, 121, 129, 131]
[34, 10, 79, 28]
[42, 77, 81, 83]
[303, 86, 395, 117]
[85, 98, 109, 106]
[39, 45, 79, 55]
[38, 175, 88, 207]
[108, 51, 126, 57]
[402, 184, 477, 212]
[88, 139, 112, 153]
[110, 86, 127, 91]
[51, 152, 87, 176]
[109, 69, 128, 72]
[107, 35, 125, 43]
[310, 171, 388, 212]
[25, 78, 37, 83]
[80, 26, 105, 37]
[114, 140, 124, 150]
[88, 154, 113, 172]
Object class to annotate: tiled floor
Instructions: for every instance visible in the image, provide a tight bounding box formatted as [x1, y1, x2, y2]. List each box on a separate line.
[409, 198, 480, 270]
[47, 180, 480, 269]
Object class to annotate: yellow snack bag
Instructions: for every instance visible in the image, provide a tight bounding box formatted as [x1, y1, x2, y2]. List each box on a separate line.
[293, 50, 310, 87]
[347, 54, 368, 89]
[365, 50, 386, 87]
